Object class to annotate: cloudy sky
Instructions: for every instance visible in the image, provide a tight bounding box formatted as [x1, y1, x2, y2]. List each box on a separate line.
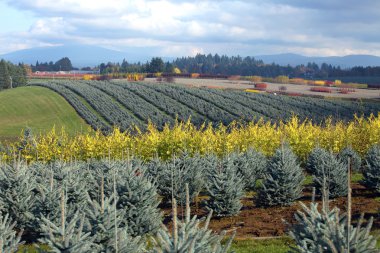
[0, 0, 379, 57]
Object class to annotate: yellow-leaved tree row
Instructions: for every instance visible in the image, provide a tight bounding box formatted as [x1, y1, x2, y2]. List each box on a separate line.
[1, 114, 380, 163]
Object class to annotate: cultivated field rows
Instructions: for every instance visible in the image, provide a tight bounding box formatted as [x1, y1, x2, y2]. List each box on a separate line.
[29, 80, 380, 133]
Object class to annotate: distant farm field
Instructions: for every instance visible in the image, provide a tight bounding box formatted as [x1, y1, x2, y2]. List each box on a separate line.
[2, 79, 380, 140]
[28, 79, 380, 132]
[0, 86, 88, 140]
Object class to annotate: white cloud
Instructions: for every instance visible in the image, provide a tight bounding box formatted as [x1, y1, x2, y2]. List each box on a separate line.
[1, 0, 380, 57]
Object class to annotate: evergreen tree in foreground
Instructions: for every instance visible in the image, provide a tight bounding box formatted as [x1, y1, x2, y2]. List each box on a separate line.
[38, 191, 94, 253]
[256, 144, 304, 207]
[205, 155, 244, 216]
[110, 161, 162, 237]
[231, 148, 267, 191]
[311, 149, 348, 198]
[0, 162, 37, 231]
[288, 180, 377, 253]
[289, 202, 377, 253]
[306, 146, 328, 175]
[362, 145, 380, 193]
[38, 212, 94, 253]
[150, 185, 235, 253]
[84, 193, 145, 253]
[338, 146, 362, 172]
[148, 152, 206, 204]
[0, 213, 24, 252]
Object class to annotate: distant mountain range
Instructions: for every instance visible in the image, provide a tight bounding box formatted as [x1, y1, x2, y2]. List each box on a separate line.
[1, 45, 380, 68]
[0, 45, 157, 67]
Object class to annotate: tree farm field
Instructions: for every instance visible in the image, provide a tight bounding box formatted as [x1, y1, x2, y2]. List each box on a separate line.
[145, 77, 380, 99]
[2, 81, 380, 252]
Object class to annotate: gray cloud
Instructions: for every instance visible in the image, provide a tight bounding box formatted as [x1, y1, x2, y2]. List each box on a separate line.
[1, 0, 380, 56]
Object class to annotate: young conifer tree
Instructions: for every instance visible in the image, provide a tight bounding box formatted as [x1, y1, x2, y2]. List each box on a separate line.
[289, 201, 377, 252]
[338, 146, 362, 172]
[34, 173, 61, 232]
[231, 148, 267, 191]
[310, 148, 348, 198]
[84, 178, 145, 253]
[38, 190, 94, 253]
[306, 146, 328, 174]
[256, 144, 304, 207]
[0, 162, 37, 231]
[362, 145, 380, 193]
[109, 160, 162, 237]
[288, 167, 377, 253]
[148, 151, 205, 204]
[0, 213, 24, 252]
[150, 184, 236, 253]
[205, 155, 245, 216]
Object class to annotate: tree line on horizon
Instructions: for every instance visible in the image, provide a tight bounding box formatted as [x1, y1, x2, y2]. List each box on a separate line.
[0, 59, 28, 90]
[31, 57, 74, 72]
[98, 54, 380, 83]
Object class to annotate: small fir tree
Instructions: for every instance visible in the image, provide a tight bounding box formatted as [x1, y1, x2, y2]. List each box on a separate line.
[84, 193, 145, 253]
[288, 178, 377, 253]
[0, 162, 37, 231]
[32, 161, 107, 233]
[150, 185, 235, 253]
[231, 148, 266, 190]
[205, 156, 244, 216]
[38, 191, 94, 253]
[311, 149, 348, 198]
[148, 152, 206, 204]
[306, 146, 327, 175]
[38, 212, 94, 253]
[338, 146, 362, 172]
[362, 145, 380, 192]
[289, 202, 377, 253]
[0, 213, 24, 252]
[256, 144, 304, 207]
[109, 161, 162, 237]
[34, 177, 61, 231]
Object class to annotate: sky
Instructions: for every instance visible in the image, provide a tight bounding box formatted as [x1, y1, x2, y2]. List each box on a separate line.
[0, 0, 379, 57]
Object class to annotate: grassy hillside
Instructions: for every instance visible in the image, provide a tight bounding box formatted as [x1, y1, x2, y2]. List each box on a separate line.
[0, 86, 88, 140]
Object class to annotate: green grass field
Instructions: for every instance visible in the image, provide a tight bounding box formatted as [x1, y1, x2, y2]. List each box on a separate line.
[0, 86, 88, 140]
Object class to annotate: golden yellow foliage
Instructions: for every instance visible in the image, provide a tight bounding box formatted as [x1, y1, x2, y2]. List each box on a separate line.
[275, 75, 290, 84]
[249, 76, 263, 83]
[82, 74, 95, 80]
[2, 115, 380, 163]
[173, 67, 181, 74]
[314, 80, 326, 85]
[244, 89, 260, 93]
[126, 73, 145, 81]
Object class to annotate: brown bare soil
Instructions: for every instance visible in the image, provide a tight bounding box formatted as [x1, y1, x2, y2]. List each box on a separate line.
[162, 183, 380, 239]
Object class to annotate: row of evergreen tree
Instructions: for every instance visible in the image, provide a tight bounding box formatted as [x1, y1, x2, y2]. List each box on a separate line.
[2, 143, 380, 252]
[172, 54, 380, 79]
[0, 59, 28, 90]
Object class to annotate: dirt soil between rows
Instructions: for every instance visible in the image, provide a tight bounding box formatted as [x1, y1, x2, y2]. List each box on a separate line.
[161, 183, 380, 239]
